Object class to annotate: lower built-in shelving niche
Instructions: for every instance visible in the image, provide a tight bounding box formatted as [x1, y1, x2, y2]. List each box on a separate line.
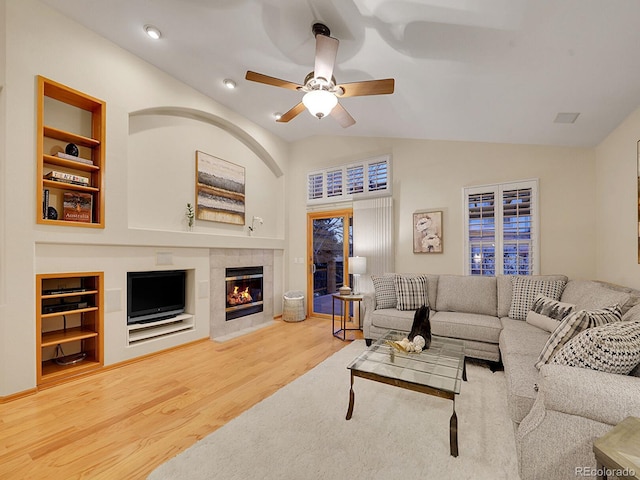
[126, 314, 194, 345]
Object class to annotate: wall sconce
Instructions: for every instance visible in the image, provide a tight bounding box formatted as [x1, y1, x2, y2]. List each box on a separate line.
[248, 216, 263, 235]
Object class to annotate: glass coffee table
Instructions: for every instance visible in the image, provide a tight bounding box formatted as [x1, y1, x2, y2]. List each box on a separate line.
[346, 330, 466, 457]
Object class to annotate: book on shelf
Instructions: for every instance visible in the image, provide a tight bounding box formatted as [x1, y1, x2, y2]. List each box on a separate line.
[56, 151, 94, 165]
[42, 188, 49, 219]
[63, 192, 93, 223]
[44, 170, 90, 186]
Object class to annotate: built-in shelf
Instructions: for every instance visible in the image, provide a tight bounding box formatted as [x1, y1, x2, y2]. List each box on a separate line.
[36, 272, 104, 387]
[127, 314, 195, 345]
[37, 76, 106, 227]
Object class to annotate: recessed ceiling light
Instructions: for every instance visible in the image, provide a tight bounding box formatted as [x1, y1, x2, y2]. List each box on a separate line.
[554, 112, 580, 124]
[223, 79, 237, 89]
[273, 112, 282, 121]
[144, 25, 162, 40]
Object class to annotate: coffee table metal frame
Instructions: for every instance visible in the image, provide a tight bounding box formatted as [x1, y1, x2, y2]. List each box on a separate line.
[345, 330, 467, 457]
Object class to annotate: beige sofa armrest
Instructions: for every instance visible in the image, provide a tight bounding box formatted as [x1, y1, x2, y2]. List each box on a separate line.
[537, 364, 640, 425]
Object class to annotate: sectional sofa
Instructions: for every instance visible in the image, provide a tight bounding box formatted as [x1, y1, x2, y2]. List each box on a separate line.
[362, 274, 640, 480]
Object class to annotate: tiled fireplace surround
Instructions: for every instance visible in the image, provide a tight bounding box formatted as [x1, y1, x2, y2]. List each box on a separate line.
[210, 248, 274, 340]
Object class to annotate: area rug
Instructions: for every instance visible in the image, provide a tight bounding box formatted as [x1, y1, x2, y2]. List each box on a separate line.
[148, 341, 520, 479]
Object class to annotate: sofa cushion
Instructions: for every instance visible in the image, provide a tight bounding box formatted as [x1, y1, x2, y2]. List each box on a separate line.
[525, 294, 575, 332]
[372, 274, 397, 309]
[435, 275, 497, 316]
[369, 308, 414, 332]
[500, 319, 550, 356]
[497, 274, 568, 318]
[430, 311, 502, 344]
[560, 280, 632, 312]
[394, 274, 429, 310]
[551, 321, 640, 375]
[502, 352, 540, 424]
[509, 277, 567, 320]
[534, 305, 622, 369]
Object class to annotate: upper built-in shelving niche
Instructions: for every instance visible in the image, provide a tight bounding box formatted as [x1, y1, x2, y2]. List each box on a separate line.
[36, 75, 106, 228]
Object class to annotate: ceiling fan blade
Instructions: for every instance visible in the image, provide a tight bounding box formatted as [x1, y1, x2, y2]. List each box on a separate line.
[337, 78, 395, 97]
[330, 102, 356, 128]
[277, 102, 306, 123]
[245, 71, 302, 91]
[314, 34, 339, 83]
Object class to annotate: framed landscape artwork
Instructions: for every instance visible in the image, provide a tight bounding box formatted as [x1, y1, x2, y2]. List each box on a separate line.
[195, 151, 246, 225]
[413, 211, 443, 253]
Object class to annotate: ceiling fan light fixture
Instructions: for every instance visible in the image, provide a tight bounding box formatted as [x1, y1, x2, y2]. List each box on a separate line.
[302, 89, 337, 119]
[144, 25, 162, 40]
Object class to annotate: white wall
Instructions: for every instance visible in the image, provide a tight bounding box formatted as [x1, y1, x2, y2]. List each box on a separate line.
[0, 0, 289, 396]
[286, 136, 597, 294]
[595, 106, 640, 289]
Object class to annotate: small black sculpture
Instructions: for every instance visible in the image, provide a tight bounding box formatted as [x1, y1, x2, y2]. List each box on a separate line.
[47, 206, 58, 220]
[65, 143, 79, 156]
[408, 305, 432, 349]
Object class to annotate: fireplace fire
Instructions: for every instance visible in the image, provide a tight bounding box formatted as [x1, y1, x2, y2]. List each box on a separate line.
[225, 266, 263, 321]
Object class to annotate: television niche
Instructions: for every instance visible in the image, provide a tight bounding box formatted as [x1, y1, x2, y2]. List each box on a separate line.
[127, 270, 186, 325]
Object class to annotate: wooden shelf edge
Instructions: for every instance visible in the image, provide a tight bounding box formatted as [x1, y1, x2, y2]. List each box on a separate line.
[43, 125, 100, 147]
[42, 179, 99, 193]
[41, 306, 99, 319]
[41, 327, 99, 346]
[40, 359, 102, 386]
[37, 218, 104, 228]
[43, 154, 99, 172]
[42, 289, 99, 299]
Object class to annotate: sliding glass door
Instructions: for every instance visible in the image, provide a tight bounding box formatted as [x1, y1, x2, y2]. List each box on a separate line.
[307, 210, 353, 317]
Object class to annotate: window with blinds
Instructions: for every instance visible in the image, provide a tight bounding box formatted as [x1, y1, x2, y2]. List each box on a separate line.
[464, 180, 538, 276]
[307, 155, 391, 204]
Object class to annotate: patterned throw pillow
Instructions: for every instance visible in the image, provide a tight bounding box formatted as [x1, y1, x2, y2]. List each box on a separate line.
[526, 294, 575, 332]
[509, 277, 567, 320]
[551, 321, 640, 375]
[372, 274, 397, 309]
[394, 275, 429, 311]
[535, 305, 622, 369]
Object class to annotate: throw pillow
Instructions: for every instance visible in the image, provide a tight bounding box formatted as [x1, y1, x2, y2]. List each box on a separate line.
[394, 274, 429, 311]
[525, 294, 575, 332]
[509, 277, 567, 320]
[371, 274, 397, 309]
[551, 321, 640, 375]
[535, 304, 622, 369]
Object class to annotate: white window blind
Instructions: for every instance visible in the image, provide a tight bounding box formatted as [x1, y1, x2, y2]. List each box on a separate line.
[308, 173, 323, 201]
[326, 169, 343, 197]
[464, 179, 539, 276]
[346, 165, 364, 195]
[307, 155, 391, 204]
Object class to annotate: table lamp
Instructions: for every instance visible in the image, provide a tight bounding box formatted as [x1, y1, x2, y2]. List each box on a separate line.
[348, 256, 367, 295]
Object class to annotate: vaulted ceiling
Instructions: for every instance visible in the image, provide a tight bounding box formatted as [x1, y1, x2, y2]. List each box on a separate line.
[41, 0, 640, 147]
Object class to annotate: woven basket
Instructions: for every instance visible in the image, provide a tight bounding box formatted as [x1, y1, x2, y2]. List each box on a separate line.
[283, 291, 306, 322]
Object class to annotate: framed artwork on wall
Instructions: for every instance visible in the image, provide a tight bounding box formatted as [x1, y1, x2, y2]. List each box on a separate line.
[195, 150, 245, 225]
[413, 210, 443, 253]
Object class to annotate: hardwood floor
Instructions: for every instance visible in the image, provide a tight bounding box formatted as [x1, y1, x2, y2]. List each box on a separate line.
[0, 317, 362, 479]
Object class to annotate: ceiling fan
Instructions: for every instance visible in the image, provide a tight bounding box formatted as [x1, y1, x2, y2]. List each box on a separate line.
[245, 23, 395, 128]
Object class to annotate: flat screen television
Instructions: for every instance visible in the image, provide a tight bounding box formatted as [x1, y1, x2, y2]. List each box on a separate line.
[127, 270, 186, 325]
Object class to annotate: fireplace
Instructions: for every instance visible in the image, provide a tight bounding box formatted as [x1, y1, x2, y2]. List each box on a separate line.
[225, 266, 264, 321]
